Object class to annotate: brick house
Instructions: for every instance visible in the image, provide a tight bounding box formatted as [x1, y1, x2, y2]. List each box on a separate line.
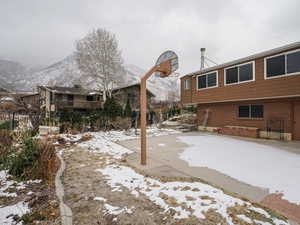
[181, 42, 300, 140]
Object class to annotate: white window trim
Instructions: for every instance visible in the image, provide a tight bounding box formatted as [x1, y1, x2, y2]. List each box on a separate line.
[183, 79, 190, 90]
[196, 71, 218, 91]
[264, 48, 300, 80]
[224, 61, 255, 86]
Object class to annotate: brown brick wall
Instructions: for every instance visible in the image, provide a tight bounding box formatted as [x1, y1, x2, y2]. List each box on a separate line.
[181, 48, 300, 105]
[197, 98, 300, 137]
[219, 127, 259, 138]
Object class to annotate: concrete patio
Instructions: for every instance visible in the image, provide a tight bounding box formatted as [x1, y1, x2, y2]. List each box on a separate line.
[118, 131, 300, 224]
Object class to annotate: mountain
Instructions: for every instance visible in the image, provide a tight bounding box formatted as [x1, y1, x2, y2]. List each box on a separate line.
[0, 56, 180, 101]
[0, 59, 28, 91]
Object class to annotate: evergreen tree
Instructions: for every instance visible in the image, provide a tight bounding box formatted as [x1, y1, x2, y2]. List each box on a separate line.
[124, 98, 132, 118]
[103, 96, 123, 119]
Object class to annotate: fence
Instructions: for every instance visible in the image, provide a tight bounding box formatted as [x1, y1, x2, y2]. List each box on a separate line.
[0, 111, 43, 131]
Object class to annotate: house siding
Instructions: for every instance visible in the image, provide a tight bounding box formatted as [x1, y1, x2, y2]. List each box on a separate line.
[181, 48, 300, 105]
[181, 46, 300, 140]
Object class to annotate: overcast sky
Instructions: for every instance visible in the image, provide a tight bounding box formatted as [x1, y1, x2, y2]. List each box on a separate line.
[0, 0, 299, 75]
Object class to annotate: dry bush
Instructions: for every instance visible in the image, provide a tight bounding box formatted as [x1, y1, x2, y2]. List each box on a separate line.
[109, 117, 131, 130]
[79, 135, 93, 142]
[36, 141, 59, 186]
[0, 130, 13, 165]
[0, 129, 13, 147]
[0, 102, 19, 112]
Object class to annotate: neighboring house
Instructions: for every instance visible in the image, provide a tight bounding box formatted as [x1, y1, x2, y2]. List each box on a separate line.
[112, 83, 155, 111]
[20, 93, 40, 112]
[0, 88, 10, 98]
[181, 42, 300, 140]
[37, 85, 102, 113]
[37, 83, 155, 115]
[0, 96, 24, 112]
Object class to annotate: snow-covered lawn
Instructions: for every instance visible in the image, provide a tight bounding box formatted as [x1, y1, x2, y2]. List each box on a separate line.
[178, 134, 300, 205]
[62, 128, 290, 225]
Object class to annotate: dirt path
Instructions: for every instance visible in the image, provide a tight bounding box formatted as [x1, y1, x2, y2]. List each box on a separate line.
[62, 146, 194, 225]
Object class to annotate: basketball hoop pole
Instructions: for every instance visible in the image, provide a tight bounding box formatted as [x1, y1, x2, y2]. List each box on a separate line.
[140, 61, 171, 165]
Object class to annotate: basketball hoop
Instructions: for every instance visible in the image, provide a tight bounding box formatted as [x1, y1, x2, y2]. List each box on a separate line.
[155, 51, 179, 78]
[140, 50, 179, 165]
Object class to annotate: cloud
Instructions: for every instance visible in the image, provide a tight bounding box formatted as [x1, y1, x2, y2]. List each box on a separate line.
[0, 0, 299, 75]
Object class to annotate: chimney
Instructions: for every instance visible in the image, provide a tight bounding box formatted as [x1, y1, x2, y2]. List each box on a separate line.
[200, 48, 206, 71]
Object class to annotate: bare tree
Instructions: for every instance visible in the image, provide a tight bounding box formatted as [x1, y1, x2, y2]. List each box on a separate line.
[75, 28, 125, 101]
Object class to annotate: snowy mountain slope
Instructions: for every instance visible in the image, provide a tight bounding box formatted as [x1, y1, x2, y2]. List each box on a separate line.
[0, 56, 180, 101]
[0, 59, 28, 91]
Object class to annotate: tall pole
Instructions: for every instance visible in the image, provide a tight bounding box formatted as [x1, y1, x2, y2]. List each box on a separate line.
[140, 61, 171, 165]
[140, 66, 157, 165]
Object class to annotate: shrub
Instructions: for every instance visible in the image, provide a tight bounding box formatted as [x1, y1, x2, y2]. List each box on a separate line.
[0, 120, 19, 130]
[4, 132, 57, 181]
[0, 130, 13, 168]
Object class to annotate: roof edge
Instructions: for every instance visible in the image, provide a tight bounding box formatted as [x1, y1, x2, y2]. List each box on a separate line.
[184, 42, 300, 77]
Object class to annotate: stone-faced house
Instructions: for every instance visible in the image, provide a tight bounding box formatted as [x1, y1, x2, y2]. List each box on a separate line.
[112, 83, 155, 111]
[38, 85, 102, 113]
[20, 93, 40, 112]
[37, 83, 155, 115]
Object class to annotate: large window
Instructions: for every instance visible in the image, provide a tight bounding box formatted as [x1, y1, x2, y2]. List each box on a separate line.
[225, 62, 254, 85]
[265, 49, 300, 78]
[238, 105, 264, 118]
[183, 79, 190, 90]
[197, 71, 218, 90]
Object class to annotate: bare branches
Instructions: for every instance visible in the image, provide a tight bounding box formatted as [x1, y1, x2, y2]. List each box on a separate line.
[75, 28, 125, 100]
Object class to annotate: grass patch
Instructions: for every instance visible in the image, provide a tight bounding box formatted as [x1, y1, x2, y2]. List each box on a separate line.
[19, 211, 46, 224]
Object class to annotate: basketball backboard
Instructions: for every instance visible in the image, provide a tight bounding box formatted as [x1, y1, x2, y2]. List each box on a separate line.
[155, 50, 178, 77]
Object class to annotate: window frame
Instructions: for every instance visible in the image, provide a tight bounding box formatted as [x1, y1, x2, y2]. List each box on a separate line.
[196, 70, 218, 91]
[183, 79, 190, 90]
[224, 61, 255, 86]
[237, 104, 264, 119]
[264, 48, 300, 79]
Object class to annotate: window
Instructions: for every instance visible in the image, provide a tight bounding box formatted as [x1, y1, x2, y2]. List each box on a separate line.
[238, 105, 264, 118]
[265, 49, 300, 78]
[287, 51, 300, 74]
[67, 95, 74, 106]
[225, 62, 254, 85]
[86, 95, 94, 101]
[197, 71, 218, 90]
[183, 79, 190, 89]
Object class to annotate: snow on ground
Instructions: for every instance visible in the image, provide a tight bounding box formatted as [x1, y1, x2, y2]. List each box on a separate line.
[0, 171, 27, 197]
[60, 126, 180, 145]
[0, 201, 30, 225]
[178, 134, 300, 205]
[78, 133, 133, 159]
[62, 130, 289, 225]
[94, 196, 107, 202]
[0, 170, 33, 224]
[103, 203, 134, 216]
